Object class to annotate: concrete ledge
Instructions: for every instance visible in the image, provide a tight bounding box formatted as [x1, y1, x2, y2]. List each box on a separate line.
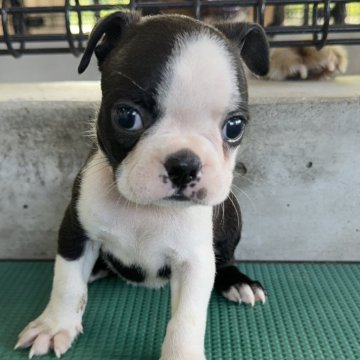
[1, 76, 359, 103]
[1, 77, 360, 261]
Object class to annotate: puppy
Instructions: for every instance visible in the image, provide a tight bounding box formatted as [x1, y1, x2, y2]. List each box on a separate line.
[15, 11, 269, 359]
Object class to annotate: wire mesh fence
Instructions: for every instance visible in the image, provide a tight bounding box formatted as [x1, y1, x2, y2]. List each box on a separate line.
[1, 0, 360, 57]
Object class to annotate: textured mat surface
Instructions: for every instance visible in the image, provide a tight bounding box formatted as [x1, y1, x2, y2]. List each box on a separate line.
[0, 262, 359, 360]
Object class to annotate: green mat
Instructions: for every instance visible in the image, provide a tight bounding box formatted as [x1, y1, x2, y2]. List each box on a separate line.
[0, 262, 359, 360]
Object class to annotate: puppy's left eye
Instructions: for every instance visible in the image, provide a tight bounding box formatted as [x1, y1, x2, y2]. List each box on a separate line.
[222, 117, 246, 143]
[113, 106, 143, 131]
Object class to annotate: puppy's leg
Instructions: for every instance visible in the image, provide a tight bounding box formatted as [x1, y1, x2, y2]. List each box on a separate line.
[16, 243, 99, 358]
[213, 192, 266, 305]
[161, 244, 215, 360]
[16, 181, 100, 358]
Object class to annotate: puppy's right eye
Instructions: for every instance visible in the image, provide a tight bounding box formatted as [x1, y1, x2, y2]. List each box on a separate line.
[112, 106, 143, 131]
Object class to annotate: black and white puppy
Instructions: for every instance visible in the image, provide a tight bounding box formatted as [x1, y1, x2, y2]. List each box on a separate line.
[16, 11, 269, 360]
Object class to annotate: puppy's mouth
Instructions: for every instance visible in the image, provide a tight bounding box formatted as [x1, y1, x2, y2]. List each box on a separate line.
[165, 191, 191, 202]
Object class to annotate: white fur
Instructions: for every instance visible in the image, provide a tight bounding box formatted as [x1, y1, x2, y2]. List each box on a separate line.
[159, 31, 240, 119]
[222, 284, 266, 306]
[79, 151, 215, 358]
[78, 151, 214, 287]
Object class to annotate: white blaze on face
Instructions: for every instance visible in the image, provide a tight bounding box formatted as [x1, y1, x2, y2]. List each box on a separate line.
[159, 31, 240, 123]
[116, 31, 241, 206]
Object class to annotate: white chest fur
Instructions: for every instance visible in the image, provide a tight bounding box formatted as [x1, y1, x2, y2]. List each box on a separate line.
[77, 151, 213, 287]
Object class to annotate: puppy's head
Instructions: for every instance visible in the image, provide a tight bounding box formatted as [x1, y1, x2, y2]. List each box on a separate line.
[79, 11, 269, 207]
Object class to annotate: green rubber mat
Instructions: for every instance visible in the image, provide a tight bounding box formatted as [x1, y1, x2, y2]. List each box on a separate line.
[0, 262, 359, 360]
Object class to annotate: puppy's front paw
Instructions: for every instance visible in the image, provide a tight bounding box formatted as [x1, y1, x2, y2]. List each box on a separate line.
[15, 312, 82, 358]
[160, 320, 206, 360]
[160, 351, 205, 360]
[268, 46, 348, 80]
[215, 265, 266, 306]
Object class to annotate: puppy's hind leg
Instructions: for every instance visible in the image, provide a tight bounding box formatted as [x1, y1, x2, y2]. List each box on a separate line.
[213, 192, 266, 305]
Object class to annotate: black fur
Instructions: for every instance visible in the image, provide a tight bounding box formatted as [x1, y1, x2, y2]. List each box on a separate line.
[78, 11, 141, 74]
[157, 265, 172, 279]
[213, 191, 241, 269]
[57, 149, 98, 260]
[93, 16, 201, 171]
[103, 252, 146, 283]
[91, 255, 110, 277]
[214, 22, 269, 76]
[214, 265, 266, 295]
[213, 192, 266, 296]
[57, 170, 88, 260]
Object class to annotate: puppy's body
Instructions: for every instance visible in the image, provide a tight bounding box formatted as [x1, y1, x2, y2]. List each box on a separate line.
[79, 150, 213, 290]
[16, 13, 268, 359]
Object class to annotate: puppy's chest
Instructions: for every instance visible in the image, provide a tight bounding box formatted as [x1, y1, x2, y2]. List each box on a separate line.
[79, 190, 212, 287]
[86, 204, 175, 285]
[78, 161, 213, 286]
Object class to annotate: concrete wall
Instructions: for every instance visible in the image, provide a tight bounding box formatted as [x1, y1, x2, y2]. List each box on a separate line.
[0, 79, 359, 261]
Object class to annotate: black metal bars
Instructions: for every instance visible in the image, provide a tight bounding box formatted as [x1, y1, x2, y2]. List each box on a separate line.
[1, 0, 359, 57]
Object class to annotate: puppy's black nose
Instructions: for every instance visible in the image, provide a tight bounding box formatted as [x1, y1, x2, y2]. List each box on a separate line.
[164, 150, 201, 188]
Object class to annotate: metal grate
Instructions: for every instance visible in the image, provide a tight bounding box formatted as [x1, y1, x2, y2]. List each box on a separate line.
[1, 0, 360, 58]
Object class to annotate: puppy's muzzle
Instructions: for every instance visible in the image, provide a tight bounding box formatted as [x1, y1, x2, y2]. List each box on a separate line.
[164, 149, 201, 189]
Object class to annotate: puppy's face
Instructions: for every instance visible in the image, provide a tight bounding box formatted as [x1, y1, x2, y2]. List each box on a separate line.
[79, 13, 269, 207]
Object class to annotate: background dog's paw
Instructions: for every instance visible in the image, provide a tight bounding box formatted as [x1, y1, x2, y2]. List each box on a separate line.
[268, 46, 348, 80]
[15, 312, 82, 358]
[215, 265, 266, 306]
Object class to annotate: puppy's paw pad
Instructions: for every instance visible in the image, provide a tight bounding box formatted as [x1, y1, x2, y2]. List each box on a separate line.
[16, 316, 81, 358]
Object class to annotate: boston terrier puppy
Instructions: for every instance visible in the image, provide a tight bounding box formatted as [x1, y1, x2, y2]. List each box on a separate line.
[16, 11, 269, 360]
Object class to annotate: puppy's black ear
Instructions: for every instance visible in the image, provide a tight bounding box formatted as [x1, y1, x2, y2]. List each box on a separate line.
[215, 22, 269, 76]
[78, 11, 140, 74]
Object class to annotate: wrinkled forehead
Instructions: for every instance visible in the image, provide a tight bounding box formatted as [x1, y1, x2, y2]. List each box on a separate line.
[157, 31, 242, 121]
